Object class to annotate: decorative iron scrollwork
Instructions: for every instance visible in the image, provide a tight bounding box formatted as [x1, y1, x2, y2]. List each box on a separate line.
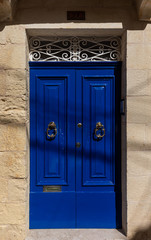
[29, 36, 121, 62]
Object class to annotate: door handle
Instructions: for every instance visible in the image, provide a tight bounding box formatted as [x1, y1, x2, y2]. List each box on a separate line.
[94, 122, 105, 139]
[46, 122, 57, 139]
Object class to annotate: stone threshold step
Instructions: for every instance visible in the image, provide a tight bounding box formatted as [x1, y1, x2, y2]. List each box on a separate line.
[26, 229, 127, 240]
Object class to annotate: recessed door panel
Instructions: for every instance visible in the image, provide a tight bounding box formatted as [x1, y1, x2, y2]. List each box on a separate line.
[36, 77, 68, 185]
[82, 76, 115, 186]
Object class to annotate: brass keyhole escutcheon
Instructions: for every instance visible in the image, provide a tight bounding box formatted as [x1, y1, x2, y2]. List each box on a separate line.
[76, 142, 81, 148]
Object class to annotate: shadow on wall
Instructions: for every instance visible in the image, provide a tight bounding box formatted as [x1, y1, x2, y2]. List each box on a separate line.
[130, 226, 151, 240]
[0, 0, 148, 31]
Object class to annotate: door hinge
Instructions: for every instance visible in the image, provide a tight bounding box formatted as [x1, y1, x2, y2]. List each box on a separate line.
[120, 99, 125, 115]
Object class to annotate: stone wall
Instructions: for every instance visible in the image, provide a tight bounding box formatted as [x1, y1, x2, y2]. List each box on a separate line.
[127, 28, 151, 239]
[0, 0, 150, 239]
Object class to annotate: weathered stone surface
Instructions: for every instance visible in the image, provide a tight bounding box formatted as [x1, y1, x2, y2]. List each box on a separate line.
[0, 124, 26, 151]
[0, 152, 27, 179]
[0, 0, 18, 22]
[127, 30, 144, 44]
[0, 70, 7, 95]
[147, 70, 151, 95]
[0, 178, 8, 202]
[8, 179, 27, 202]
[103, 0, 132, 7]
[128, 201, 151, 238]
[127, 96, 151, 124]
[127, 69, 148, 96]
[0, 203, 26, 224]
[0, 224, 26, 240]
[0, 95, 26, 123]
[144, 29, 151, 43]
[0, 225, 9, 240]
[0, 69, 26, 96]
[127, 44, 147, 69]
[145, 124, 151, 150]
[127, 151, 151, 176]
[7, 224, 26, 240]
[0, 0, 12, 22]
[127, 123, 145, 150]
[0, 44, 26, 69]
[135, 0, 151, 21]
[0, 25, 25, 44]
[127, 175, 151, 202]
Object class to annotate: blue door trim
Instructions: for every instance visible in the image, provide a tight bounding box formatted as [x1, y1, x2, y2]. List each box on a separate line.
[29, 61, 121, 68]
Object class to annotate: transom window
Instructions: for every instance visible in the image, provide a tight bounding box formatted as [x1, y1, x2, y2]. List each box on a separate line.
[29, 36, 121, 62]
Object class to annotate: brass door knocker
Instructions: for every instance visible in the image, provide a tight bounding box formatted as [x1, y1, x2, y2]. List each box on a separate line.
[46, 122, 57, 139]
[94, 122, 105, 139]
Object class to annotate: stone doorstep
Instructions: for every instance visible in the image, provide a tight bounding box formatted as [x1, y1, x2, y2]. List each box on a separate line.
[26, 229, 127, 240]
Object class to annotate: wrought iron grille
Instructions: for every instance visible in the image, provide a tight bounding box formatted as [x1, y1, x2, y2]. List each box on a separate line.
[29, 36, 121, 62]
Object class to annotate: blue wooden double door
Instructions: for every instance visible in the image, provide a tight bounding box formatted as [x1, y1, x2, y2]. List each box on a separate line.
[30, 62, 121, 229]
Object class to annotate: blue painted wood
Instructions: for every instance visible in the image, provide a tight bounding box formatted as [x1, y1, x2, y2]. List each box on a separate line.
[30, 62, 121, 229]
[36, 77, 68, 185]
[30, 192, 76, 228]
[76, 193, 116, 228]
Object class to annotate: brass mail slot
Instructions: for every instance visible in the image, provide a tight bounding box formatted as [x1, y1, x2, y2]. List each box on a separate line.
[43, 185, 61, 192]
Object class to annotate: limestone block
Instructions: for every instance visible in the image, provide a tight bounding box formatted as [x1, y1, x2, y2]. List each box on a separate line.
[127, 151, 151, 176]
[128, 201, 151, 239]
[103, 0, 132, 7]
[0, 44, 25, 69]
[127, 69, 148, 96]
[0, 26, 26, 45]
[145, 124, 151, 150]
[127, 44, 147, 69]
[127, 175, 151, 202]
[8, 179, 27, 202]
[18, 0, 101, 9]
[0, 178, 8, 202]
[0, 124, 26, 151]
[127, 96, 151, 124]
[18, 0, 43, 9]
[0, 152, 27, 179]
[0, 203, 26, 224]
[0, 95, 26, 110]
[0, 225, 9, 240]
[0, 70, 7, 95]
[144, 29, 151, 43]
[0, 0, 12, 22]
[0, 95, 26, 123]
[127, 123, 145, 150]
[147, 70, 151, 96]
[135, 0, 151, 21]
[145, 44, 151, 69]
[0, 69, 26, 96]
[7, 224, 26, 240]
[127, 31, 144, 44]
[0, 224, 26, 240]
